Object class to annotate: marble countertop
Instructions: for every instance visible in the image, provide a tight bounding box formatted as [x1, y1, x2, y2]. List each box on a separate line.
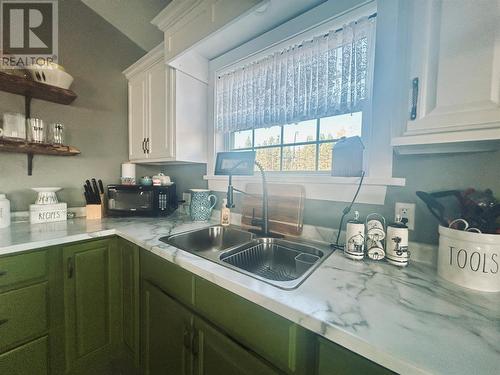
[0, 214, 499, 375]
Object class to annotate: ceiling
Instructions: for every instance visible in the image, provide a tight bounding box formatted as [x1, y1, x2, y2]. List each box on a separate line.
[82, 0, 171, 51]
[194, 0, 327, 60]
[82, 0, 327, 55]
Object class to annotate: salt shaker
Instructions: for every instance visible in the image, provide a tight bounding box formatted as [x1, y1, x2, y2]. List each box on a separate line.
[386, 215, 409, 267]
[344, 211, 365, 260]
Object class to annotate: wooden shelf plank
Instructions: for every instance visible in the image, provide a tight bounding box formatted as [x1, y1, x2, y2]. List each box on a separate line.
[0, 71, 77, 105]
[0, 138, 80, 156]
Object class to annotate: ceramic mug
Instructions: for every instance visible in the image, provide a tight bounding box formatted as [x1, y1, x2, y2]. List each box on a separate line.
[190, 189, 217, 221]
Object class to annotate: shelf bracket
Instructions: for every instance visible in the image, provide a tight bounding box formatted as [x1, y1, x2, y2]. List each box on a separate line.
[25, 95, 32, 119]
[27, 153, 34, 176]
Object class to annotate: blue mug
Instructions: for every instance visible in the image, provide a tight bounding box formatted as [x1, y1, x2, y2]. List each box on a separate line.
[190, 189, 217, 221]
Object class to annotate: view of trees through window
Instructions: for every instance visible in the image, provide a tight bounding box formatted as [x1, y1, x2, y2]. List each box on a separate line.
[231, 112, 362, 172]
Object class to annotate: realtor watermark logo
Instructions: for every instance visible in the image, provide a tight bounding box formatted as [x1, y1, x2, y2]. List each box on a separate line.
[0, 0, 58, 69]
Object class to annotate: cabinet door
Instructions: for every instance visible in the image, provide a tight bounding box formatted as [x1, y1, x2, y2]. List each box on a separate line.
[406, 0, 500, 133]
[120, 239, 140, 367]
[63, 239, 121, 373]
[317, 338, 393, 375]
[146, 60, 172, 160]
[128, 72, 147, 161]
[0, 336, 48, 375]
[141, 280, 192, 375]
[193, 317, 279, 375]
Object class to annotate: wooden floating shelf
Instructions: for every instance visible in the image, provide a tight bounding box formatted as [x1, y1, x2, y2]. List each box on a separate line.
[0, 71, 77, 105]
[0, 138, 80, 156]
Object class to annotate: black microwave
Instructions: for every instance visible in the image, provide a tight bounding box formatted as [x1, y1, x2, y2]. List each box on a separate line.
[107, 185, 177, 217]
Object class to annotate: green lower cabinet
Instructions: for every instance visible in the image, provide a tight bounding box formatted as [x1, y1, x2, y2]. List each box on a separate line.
[141, 280, 193, 375]
[193, 317, 280, 375]
[62, 239, 122, 374]
[0, 336, 48, 375]
[317, 337, 394, 375]
[120, 239, 140, 368]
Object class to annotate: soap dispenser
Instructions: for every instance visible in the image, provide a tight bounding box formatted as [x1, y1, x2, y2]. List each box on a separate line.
[0, 194, 11, 228]
[220, 198, 231, 226]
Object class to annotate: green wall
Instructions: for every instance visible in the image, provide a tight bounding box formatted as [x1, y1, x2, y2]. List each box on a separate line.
[0, 0, 145, 211]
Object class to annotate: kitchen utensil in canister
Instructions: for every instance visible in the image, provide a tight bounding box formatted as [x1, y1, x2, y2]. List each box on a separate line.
[190, 189, 217, 221]
[344, 211, 365, 260]
[386, 216, 409, 267]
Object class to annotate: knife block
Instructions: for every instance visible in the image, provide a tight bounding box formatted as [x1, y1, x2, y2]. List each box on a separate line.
[86, 194, 105, 220]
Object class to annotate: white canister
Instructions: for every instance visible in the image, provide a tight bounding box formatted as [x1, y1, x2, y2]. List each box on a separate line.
[438, 225, 500, 292]
[386, 221, 409, 267]
[344, 212, 365, 260]
[0, 194, 11, 228]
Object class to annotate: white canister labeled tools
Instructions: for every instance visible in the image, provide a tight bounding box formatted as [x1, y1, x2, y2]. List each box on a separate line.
[438, 225, 500, 292]
[0, 194, 11, 228]
[345, 211, 365, 260]
[386, 217, 409, 267]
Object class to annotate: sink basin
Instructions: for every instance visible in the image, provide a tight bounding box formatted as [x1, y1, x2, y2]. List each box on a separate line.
[160, 226, 333, 289]
[220, 238, 330, 289]
[160, 225, 254, 253]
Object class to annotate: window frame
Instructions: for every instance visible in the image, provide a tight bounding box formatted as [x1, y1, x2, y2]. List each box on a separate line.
[205, 0, 406, 204]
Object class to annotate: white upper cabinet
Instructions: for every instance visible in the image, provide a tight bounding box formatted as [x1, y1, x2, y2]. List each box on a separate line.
[124, 45, 207, 164]
[128, 71, 147, 161]
[392, 0, 500, 154]
[152, 0, 260, 63]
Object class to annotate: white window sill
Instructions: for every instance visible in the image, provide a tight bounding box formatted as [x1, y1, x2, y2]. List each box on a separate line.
[204, 174, 405, 205]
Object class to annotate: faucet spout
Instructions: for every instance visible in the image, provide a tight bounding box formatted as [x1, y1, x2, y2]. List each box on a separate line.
[226, 160, 281, 238]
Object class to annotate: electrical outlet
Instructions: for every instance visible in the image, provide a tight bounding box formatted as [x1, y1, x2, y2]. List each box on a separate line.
[395, 202, 415, 230]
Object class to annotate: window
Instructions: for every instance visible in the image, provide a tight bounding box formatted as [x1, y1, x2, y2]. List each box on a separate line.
[231, 112, 362, 172]
[207, 2, 406, 204]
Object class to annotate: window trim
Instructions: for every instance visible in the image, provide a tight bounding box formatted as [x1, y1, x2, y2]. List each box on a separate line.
[205, 0, 406, 204]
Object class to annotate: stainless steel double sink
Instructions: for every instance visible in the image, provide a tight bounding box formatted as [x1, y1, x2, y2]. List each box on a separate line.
[159, 225, 334, 289]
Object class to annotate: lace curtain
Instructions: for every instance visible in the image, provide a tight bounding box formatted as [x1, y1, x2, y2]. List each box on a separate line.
[216, 15, 376, 134]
